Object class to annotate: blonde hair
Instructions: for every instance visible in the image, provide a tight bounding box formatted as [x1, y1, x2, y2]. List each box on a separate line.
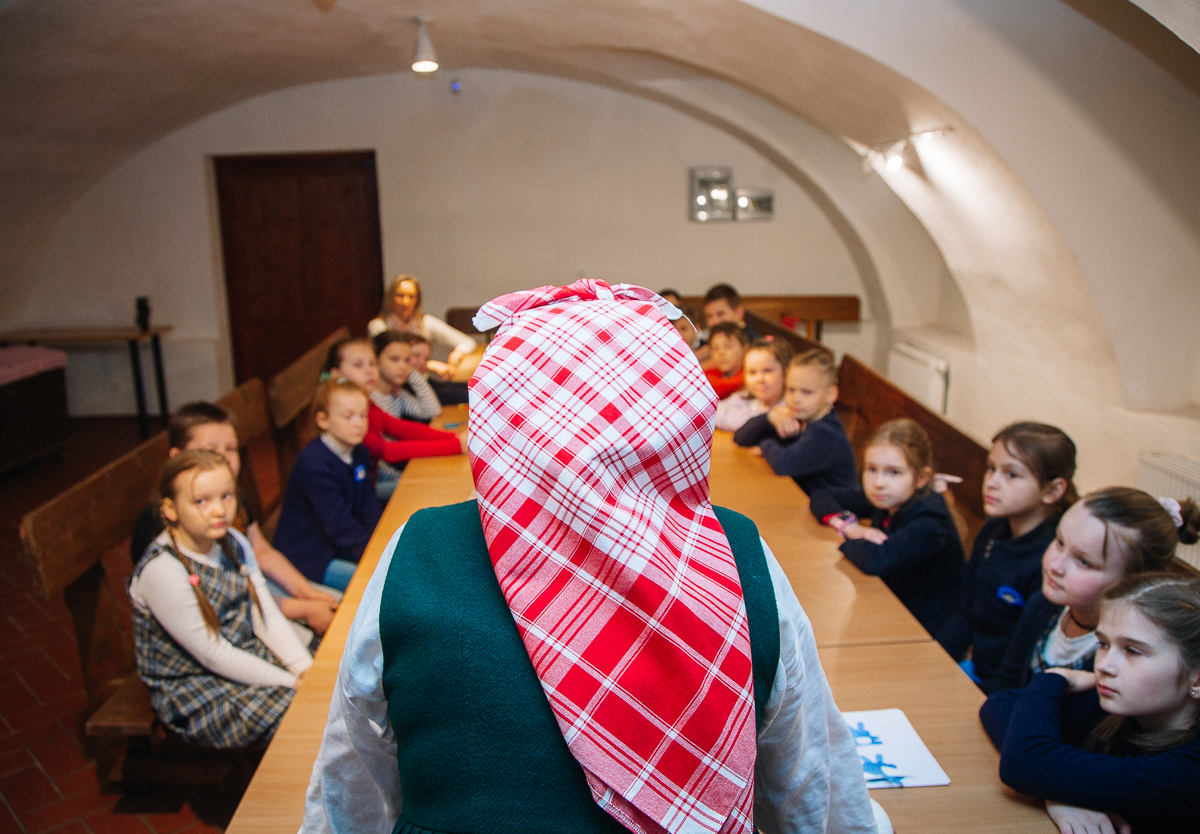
[158, 450, 263, 636]
[866, 418, 933, 476]
[380, 274, 424, 323]
[744, 339, 793, 373]
[789, 347, 838, 387]
[310, 377, 370, 424]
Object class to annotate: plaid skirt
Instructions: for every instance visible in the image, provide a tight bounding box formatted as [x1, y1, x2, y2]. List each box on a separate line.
[131, 540, 295, 750]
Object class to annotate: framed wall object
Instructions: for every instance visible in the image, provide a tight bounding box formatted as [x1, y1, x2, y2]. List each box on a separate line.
[689, 167, 733, 222]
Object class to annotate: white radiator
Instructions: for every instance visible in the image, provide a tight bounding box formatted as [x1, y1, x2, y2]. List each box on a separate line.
[1137, 452, 1200, 568]
[886, 342, 949, 414]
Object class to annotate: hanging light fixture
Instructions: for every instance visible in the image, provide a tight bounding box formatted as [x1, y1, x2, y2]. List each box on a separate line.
[412, 16, 438, 74]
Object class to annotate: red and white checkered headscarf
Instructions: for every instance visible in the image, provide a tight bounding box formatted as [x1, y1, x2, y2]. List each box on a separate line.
[469, 280, 755, 834]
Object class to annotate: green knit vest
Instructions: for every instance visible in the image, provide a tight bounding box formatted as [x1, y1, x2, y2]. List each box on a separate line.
[379, 501, 779, 834]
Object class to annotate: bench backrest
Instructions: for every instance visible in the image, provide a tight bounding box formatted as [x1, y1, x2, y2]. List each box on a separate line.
[19, 432, 169, 711]
[267, 327, 350, 492]
[742, 311, 825, 356]
[215, 377, 281, 538]
[835, 354, 989, 541]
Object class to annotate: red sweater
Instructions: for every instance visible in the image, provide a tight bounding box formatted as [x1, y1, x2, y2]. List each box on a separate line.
[365, 402, 461, 465]
[705, 368, 745, 400]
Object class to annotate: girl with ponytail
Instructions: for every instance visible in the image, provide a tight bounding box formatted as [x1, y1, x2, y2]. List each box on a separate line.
[128, 449, 311, 749]
[981, 498, 1200, 834]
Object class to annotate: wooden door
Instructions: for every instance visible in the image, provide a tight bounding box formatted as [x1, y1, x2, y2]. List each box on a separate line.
[215, 151, 384, 384]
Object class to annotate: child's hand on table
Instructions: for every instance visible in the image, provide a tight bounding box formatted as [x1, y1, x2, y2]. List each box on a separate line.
[843, 523, 888, 545]
[1046, 800, 1130, 834]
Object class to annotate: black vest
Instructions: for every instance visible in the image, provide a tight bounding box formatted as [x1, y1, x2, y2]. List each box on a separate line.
[379, 501, 780, 834]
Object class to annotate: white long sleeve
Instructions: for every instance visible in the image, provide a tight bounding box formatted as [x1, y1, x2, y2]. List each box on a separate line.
[301, 532, 877, 834]
[130, 530, 312, 687]
[418, 314, 477, 363]
[715, 392, 768, 432]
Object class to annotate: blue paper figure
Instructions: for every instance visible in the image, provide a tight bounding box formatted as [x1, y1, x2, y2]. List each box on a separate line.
[861, 754, 905, 787]
[849, 721, 881, 746]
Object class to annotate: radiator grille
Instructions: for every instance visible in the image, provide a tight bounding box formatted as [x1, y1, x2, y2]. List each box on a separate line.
[1137, 452, 1200, 569]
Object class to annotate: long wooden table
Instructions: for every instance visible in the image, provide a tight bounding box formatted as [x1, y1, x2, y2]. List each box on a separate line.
[226, 419, 1051, 833]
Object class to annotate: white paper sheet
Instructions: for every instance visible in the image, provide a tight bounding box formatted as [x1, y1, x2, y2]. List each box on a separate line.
[841, 708, 951, 789]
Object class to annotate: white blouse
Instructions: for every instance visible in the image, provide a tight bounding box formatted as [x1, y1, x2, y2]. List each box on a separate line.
[128, 529, 312, 687]
[300, 526, 881, 834]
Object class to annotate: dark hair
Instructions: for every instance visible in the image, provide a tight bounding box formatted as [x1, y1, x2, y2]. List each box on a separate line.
[658, 289, 682, 304]
[709, 321, 750, 347]
[1081, 488, 1200, 573]
[324, 337, 374, 374]
[380, 274, 423, 320]
[703, 283, 742, 307]
[992, 422, 1078, 514]
[1088, 572, 1200, 755]
[372, 330, 409, 356]
[158, 449, 262, 636]
[744, 338, 792, 373]
[167, 402, 236, 451]
[790, 347, 838, 387]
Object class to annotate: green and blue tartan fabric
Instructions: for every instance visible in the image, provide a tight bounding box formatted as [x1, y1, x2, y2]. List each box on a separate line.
[130, 536, 294, 749]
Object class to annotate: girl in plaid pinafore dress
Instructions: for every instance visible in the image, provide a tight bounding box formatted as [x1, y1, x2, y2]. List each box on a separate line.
[130, 450, 312, 749]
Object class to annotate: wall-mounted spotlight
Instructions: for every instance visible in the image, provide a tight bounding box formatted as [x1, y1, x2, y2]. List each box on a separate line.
[868, 127, 952, 173]
[412, 16, 438, 74]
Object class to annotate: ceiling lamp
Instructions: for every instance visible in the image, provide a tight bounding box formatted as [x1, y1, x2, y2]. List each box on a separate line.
[412, 17, 438, 74]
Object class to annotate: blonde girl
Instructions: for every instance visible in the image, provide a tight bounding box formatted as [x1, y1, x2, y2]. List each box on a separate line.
[809, 418, 966, 634]
[988, 488, 1199, 694]
[982, 566, 1200, 834]
[713, 338, 792, 432]
[128, 450, 311, 749]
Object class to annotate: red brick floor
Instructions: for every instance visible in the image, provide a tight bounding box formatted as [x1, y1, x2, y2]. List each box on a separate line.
[0, 419, 250, 834]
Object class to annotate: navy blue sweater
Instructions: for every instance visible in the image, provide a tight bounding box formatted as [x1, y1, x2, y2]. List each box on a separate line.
[981, 673, 1200, 834]
[983, 591, 1096, 694]
[808, 487, 965, 635]
[732, 409, 858, 496]
[936, 515, 1057, 686]
[273, 438, 382, 584]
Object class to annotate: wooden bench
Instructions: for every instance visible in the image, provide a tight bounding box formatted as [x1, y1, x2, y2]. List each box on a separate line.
[16, 431, 232, 792]
[835, 354, 988, 543]
[267, 327, 350, 518]
[680, 294, 860, 342]
[217, 377, 283, 540]
[17, 360, 334, 792]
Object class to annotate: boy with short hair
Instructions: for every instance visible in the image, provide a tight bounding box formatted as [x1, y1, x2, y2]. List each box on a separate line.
[130, 402, 340, 637]
[703, 283, 761, 341]
[705, 321, 750, 399]
[733, 348, 858, 495]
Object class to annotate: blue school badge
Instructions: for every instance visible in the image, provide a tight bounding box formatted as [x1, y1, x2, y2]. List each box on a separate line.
[996, 585, 1025, 606]
[354, 464, 367, 482]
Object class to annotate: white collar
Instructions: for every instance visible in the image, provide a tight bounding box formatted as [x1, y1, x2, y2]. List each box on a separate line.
[321, 432, 355, 465]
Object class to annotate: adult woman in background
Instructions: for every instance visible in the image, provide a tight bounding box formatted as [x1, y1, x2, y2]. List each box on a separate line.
[368, 274, 477, 376]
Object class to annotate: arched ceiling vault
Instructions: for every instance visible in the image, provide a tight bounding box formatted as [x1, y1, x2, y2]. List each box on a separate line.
[0, 0, 963, 276]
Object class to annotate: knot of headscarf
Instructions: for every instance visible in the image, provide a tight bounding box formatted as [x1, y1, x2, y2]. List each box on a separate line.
[467, 281, 755, 834]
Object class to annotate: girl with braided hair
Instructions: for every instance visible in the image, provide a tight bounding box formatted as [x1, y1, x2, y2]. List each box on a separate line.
[128, 449, 311, 749]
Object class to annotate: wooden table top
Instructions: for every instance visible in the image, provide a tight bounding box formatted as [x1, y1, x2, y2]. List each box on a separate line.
[0, 325, 173, 346]
[226, 415, 1052, 833]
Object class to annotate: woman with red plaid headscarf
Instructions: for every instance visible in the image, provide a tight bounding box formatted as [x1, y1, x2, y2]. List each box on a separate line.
[301, 281, 882, 834]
